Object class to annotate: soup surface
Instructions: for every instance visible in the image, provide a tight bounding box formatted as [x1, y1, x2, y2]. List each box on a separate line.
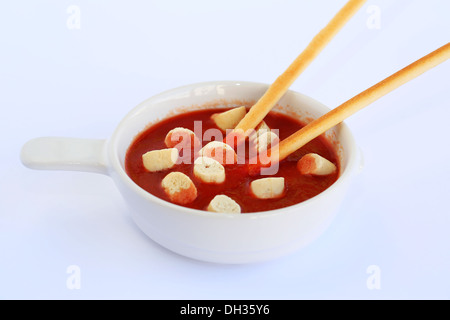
[125, 108, 339, 213]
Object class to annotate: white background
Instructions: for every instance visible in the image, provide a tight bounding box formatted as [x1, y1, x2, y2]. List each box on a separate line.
[1, 0, 449, 299]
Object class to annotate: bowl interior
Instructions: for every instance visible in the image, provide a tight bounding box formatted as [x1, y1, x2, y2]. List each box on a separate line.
[110, 81, 356, 212]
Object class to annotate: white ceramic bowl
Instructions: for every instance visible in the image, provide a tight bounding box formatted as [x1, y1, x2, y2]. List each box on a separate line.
[21, 81, 360, 264]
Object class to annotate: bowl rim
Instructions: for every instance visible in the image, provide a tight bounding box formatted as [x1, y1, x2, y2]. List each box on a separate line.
[108, 80, 359, 219]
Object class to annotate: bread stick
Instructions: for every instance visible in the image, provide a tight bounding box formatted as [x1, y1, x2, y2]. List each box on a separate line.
[275, 42, 450, 162]
[232, 0, 367, 136]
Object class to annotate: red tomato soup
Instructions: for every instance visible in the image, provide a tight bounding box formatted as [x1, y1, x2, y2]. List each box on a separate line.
[125, 108, 339, 213]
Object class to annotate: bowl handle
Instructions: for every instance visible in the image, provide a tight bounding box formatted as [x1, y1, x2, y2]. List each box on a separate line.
[21, 137, 108, 175]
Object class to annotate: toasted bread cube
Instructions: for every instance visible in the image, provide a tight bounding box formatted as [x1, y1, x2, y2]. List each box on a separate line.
[250, 177, 285, 199]
[256, 121, 270, 132]
[211, 106, 246, 131]
[248, 121, 277, 151]
[248, 121, 270, 140]
[164, 127, 201, 150]
[255, 131, 279, 153]
[198, 141, 237, 165]
[161, 172, 197, 204]
[193, 156, 225, 184]
[297, 153, 337, 176]
[142, 148, 178, 172]
[207, 195, 241, 213]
